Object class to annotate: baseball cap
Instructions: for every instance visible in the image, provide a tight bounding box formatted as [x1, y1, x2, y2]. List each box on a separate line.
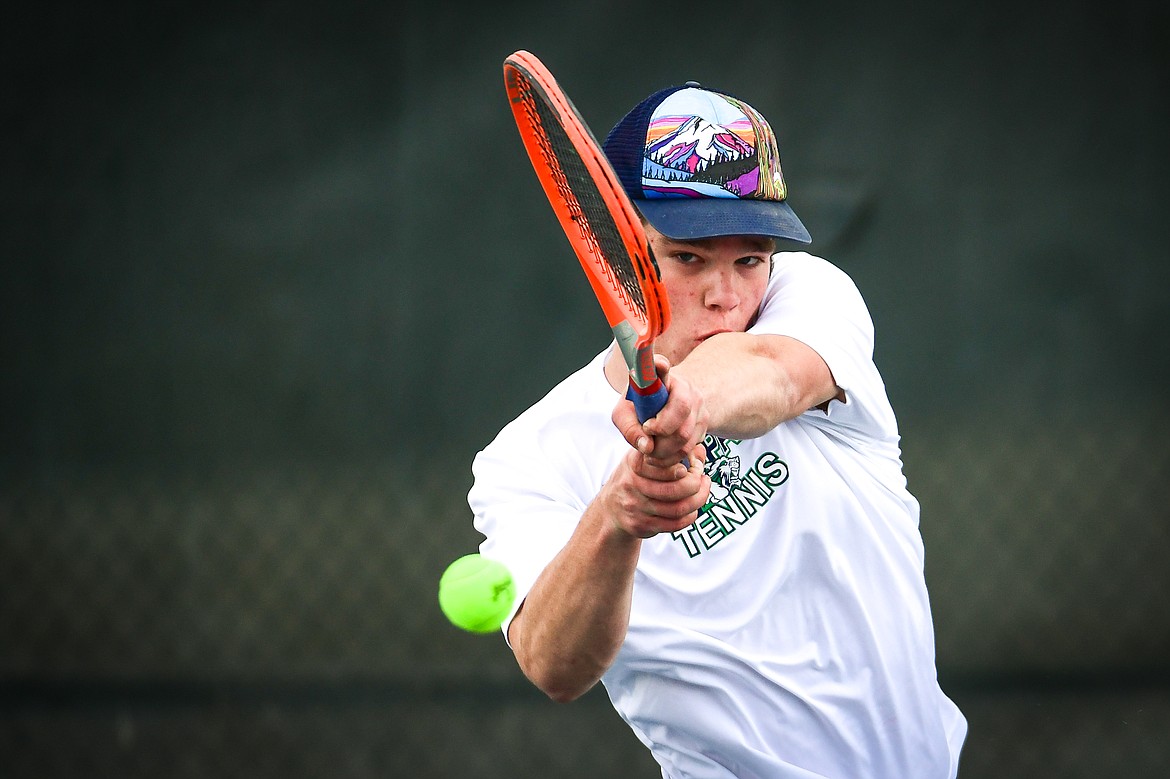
[602, 82, 811, 244]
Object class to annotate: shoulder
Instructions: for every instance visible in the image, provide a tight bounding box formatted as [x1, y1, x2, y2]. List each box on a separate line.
[475, 349, 617, 468]
[756, 252, 873, 337]
[769, 252, 864, 299]
[470, 349, 620, 515]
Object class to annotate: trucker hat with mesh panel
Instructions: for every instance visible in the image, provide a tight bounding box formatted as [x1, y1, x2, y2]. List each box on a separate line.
[602, 82, 811, 244]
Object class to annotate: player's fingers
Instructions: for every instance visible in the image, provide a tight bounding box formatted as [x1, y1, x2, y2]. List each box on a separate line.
[623, 497, 705, 537]
[634, 453, 688, 481]
[643, 481, 710, 528]
[663, 443, 707, 472]
[643, 375, 707, 450]
[653, 353, 673, 377]
[635, 460, 709, 506]
[611, 399, 654, 454]
[642, 437, 708, 476]
[610, 450, 710, 537]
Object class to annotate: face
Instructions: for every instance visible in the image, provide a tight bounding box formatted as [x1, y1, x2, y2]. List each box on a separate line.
[645, 224, 775, 365]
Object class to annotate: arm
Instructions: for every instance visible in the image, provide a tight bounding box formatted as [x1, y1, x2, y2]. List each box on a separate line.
[507, 445, 709, 703]
[641, 332, 842, 450]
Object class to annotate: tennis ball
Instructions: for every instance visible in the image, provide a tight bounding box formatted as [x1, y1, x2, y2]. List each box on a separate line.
[438, 554, 516, 634]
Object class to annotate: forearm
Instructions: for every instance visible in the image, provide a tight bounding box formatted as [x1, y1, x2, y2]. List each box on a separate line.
[671, 332, 839, 439]
[508, 498, 642, 703]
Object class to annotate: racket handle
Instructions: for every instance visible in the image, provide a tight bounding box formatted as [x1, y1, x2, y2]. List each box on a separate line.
[626, 378, 691, 468]
[626, 377, 669, 423]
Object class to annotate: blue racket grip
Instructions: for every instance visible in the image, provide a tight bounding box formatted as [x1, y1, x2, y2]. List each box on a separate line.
[626, 379, 691, 468]
[626, 377, 669, 424]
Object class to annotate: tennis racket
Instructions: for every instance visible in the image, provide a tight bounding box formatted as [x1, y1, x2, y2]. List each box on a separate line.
[502, 49, 672, 424]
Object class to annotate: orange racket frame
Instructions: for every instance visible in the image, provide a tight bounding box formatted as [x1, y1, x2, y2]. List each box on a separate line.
[503, 50, 671, 414]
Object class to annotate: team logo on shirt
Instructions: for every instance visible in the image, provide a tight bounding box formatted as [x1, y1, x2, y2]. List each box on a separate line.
[669, 435, 790, 558]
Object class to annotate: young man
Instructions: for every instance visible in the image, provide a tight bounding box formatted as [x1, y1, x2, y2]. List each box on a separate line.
[469, 82, 966, 778]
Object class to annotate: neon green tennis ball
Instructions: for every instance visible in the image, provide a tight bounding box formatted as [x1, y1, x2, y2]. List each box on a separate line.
[438, 554, 516, 634]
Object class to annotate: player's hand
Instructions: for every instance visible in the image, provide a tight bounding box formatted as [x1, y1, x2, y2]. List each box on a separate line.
[612, 355, 709, 468]
[599, 446, 710, 539]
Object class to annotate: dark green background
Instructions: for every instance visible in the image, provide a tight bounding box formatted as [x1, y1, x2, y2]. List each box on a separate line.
[3, 1, 1168, 776]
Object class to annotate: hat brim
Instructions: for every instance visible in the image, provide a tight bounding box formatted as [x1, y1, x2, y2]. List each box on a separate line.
[635, 197, 812, 245]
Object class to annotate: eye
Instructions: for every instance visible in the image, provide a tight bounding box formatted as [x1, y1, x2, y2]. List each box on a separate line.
[736, 255, 768, 267]
[673, 251, 701, 265]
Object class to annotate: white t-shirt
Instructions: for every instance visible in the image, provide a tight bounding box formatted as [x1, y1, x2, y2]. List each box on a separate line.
[469, 252, 967, 779]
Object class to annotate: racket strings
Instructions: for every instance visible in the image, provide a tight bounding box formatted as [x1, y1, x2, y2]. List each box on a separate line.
[516, 83, 650, 321]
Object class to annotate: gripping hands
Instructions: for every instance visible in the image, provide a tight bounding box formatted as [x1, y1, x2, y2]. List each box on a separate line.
[606, 356, 711, 539]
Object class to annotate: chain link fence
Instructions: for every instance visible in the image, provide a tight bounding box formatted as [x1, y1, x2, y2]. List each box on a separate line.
[2, 407, 1167, 777]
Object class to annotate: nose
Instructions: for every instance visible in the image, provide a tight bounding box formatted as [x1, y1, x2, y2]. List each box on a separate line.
[703, 268, 740, 311]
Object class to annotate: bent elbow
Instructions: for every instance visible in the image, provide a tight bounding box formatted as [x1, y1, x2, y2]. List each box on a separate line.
[528, 667, 597, 704]
[545, 685, 587, 704]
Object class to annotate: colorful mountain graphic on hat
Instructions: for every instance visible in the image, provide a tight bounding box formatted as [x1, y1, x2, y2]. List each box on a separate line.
[643, 115, 760, 197]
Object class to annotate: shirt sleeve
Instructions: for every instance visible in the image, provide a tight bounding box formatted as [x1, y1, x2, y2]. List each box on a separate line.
[749, 252, 899, 445]
[467, 406, 597, 642]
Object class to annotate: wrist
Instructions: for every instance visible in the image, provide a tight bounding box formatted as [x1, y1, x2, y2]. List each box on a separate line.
[586, 486, 647, 549]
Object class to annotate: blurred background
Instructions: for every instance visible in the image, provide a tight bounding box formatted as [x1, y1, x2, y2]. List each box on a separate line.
[2, 0, 1167, 776]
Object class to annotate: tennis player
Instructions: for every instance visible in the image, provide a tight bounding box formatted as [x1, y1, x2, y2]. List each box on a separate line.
[469, 82, 967, 778]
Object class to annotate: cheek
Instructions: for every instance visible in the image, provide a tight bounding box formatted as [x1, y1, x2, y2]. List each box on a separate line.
[734, 276, 769, 322]
[670, 286, 704, 309]
[661, 277, 697, 311]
